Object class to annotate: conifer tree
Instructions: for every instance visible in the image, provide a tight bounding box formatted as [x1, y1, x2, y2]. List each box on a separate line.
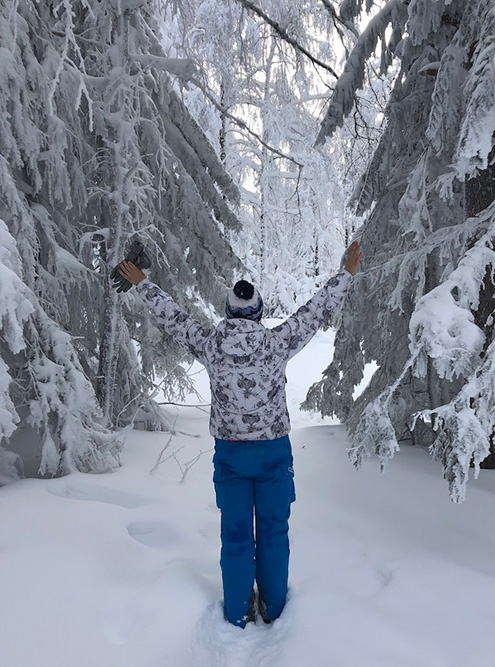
[0, 0, 241, 481]
[305, 0, 495, 501]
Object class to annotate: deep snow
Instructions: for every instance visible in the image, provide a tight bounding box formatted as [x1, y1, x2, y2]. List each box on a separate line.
[1, 327, 495, 667]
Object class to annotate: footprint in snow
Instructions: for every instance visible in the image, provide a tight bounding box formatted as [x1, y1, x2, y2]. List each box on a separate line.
[47, 482, 147, 508]
[102, 599, 147, 645]
[337, 553, 399, 599]
[127, 520, 183, 549]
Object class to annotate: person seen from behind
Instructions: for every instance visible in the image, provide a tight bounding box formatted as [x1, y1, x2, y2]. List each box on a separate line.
[118, 240, 362, 628]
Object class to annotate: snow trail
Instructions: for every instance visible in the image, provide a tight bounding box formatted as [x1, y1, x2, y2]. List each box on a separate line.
[1, 329, 495, 666]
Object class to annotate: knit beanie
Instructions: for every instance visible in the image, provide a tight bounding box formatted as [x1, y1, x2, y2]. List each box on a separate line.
[225, 280, 263, 322]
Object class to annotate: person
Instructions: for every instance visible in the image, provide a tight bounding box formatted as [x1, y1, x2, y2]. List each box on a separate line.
[118, 240, 362, 628]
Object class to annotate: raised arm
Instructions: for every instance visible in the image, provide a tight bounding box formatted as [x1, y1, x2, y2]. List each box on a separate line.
[272, 241, 361, 360]
[119, 261, 212, 362]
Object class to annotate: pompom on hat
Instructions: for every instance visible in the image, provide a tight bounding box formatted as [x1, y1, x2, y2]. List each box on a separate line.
[225, 280, 263, 321]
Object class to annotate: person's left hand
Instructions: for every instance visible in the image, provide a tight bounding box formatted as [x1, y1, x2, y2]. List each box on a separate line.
[344, 240, 363, 276]
[118, 260, 146, 286]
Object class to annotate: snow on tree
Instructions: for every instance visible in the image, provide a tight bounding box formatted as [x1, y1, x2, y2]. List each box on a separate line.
[304, 0, 495, 501]
[0, 0, 241, 482]
[0, 219, 121, 482]
[169, 0, 349, 314]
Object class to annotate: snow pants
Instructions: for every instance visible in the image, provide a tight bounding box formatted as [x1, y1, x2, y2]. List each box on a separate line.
[213, 435, 296, 628]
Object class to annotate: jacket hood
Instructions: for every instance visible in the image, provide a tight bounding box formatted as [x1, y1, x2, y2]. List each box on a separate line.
[216, 318, 266, 357]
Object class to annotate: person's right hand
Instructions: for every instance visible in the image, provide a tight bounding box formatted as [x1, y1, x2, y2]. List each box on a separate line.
[344, 240, 362, 276]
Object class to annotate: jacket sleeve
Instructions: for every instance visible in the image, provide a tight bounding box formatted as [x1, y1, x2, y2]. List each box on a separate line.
[272, 270, 353, 360]
[136, 279, 212, 362]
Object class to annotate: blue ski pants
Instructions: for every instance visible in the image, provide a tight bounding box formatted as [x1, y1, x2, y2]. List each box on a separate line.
[213, 435, 296, 628]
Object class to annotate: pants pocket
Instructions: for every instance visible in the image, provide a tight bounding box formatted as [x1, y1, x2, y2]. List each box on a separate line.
[280, 462, 296, 504]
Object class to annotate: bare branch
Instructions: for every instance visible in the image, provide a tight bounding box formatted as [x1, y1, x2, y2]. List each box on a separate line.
[149, 422, 178, 475]
[157, 401, 211, 407]
[174, 448, 214, 483]
[157, 400, 210, 414]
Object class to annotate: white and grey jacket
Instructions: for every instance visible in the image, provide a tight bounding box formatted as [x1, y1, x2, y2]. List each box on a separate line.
[136, 271, 353, 441]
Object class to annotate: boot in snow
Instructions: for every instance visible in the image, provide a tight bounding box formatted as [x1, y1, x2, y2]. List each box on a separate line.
[257, 592, 272, 625]
[246, 589, 256, 624]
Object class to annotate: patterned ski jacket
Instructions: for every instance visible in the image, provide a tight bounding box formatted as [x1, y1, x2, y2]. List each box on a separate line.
[136, 271, 352, 441]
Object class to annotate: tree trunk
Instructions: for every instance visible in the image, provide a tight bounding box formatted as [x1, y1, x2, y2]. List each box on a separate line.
[258, 37, 276, 316]
[466, 148, 495, 468]
[95, 12, 129, 427]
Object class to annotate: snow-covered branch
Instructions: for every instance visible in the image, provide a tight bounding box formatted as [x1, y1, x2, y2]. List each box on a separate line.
[235, 0, 339, 79]
[316, 0, 407, 144]
[190, 77, 305, 167]
[131, 54, 197, 78]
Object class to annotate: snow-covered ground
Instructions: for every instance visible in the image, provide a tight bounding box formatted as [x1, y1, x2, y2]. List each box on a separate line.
[1, 327, 495, 667]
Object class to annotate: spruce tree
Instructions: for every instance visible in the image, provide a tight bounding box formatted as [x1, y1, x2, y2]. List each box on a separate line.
[0, 0, 241, 481]
[305, 0, 495, 501]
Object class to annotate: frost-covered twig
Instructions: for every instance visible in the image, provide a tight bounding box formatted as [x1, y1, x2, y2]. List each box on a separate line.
[149, 415, 178, 474]
[157, 401, 210, 412]
[174, 448, 214, 483]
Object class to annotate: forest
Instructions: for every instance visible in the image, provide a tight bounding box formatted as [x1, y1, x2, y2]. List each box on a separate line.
[1, 0, 495, 504]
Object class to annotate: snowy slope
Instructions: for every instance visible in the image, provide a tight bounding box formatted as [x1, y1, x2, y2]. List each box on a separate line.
[1, 328, 495, 667]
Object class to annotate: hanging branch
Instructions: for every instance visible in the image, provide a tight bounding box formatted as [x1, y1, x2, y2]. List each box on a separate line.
[316, 0, 406, 144]
[320, 0, 358, 39]
[236, 0, 339, 79]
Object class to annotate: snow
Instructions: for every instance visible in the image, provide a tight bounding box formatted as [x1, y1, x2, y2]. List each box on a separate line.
[1, 328, 495, 667]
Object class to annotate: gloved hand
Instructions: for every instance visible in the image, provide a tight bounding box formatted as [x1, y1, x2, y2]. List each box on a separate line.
[111, 240, 152, 292]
